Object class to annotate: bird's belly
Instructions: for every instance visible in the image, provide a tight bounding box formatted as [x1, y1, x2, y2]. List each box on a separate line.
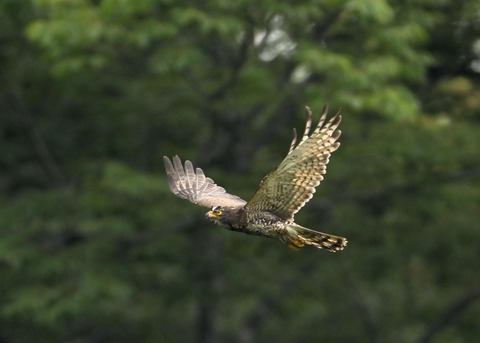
[243, 212, 287, 238]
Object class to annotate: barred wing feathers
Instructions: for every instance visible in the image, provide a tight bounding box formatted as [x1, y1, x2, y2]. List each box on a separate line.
[245, 106, 341, 221]
[163, 156, 247, 208]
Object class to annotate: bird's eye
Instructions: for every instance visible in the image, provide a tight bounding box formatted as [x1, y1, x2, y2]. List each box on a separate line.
[214, 209, 223, 216]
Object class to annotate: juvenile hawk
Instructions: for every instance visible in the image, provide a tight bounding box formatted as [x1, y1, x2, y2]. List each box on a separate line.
[164, 105, 347, 251]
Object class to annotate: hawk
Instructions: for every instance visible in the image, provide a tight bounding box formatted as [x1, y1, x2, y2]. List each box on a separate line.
[164, 105, 347, 251]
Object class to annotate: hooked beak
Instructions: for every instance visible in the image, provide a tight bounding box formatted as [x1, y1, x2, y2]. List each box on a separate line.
[206, 210, 217, 219]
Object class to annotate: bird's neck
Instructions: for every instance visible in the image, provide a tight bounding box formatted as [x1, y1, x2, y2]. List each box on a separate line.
[221, 207, 246, 231]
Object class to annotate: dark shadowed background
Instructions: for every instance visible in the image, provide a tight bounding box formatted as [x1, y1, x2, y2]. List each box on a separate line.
[1, 0, 479, 342]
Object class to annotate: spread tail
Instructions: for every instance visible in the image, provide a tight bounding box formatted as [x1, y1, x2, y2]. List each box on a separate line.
[285, 224, 347, 252]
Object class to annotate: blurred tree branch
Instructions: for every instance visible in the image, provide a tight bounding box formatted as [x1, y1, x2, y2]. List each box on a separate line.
[418, 288, 480, 343]
[8, 84, 67, 187]
[311, 166, 480, 213]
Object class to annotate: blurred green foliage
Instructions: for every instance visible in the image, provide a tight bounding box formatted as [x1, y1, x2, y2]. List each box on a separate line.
[1, 0, 479, 342]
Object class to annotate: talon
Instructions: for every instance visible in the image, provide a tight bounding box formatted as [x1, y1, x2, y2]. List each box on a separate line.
[287, 239, 304, 250]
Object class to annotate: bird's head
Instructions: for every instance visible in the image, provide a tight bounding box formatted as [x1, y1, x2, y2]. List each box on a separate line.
[206, 205, 225, 224]
[206, 205, 243, 228]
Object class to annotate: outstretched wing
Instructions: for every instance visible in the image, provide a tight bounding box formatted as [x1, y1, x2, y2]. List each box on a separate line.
[163, 156, 247, 208]
[244, 105, 341, 221]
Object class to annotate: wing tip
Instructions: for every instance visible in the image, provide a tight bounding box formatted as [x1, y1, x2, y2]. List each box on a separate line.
[321, 103, 329, 115]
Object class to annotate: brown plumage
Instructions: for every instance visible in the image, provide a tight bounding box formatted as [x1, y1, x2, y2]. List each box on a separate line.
[164, 105, 347, 251]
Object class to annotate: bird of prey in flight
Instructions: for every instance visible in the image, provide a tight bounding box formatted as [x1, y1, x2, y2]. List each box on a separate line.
[164, 105, 347, 251]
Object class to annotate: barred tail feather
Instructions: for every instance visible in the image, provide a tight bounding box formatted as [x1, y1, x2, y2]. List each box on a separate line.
[286, 224, 347, 252]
